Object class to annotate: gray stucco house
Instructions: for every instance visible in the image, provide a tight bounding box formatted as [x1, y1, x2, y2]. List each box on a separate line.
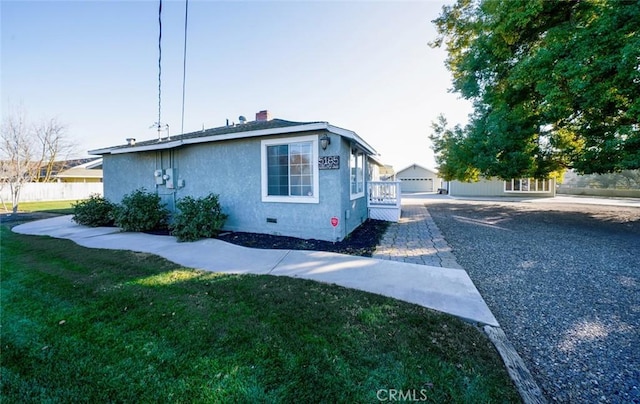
[89, 111, 381, 241]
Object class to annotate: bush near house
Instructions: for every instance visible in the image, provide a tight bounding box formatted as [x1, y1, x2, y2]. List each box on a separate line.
[170, 193, 228, 242]
[69, 191, 227, 240]
[114, 189, 169, 232]
[72, 195, 115, 227]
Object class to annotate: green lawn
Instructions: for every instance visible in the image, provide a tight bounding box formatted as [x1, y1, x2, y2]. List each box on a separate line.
[6, 200, 77, 214]
[1, 226, 521, 403]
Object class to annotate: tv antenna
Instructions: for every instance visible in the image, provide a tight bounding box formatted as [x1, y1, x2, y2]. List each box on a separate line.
[150, 123, 170, 141]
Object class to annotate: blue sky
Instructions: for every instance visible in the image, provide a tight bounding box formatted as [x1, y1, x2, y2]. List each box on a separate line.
[2, 0, 471, 171]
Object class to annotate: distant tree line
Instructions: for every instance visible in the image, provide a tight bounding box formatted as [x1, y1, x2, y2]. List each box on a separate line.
[562, 170, 640, 189]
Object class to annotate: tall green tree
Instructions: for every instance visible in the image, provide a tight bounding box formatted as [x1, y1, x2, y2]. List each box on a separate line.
[430, 0, 640, 180]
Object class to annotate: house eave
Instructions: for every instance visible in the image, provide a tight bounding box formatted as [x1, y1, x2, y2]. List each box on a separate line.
[89, 121, 378, 156]
[89, 147, 117, 156]
[326, 124, 377, 155]
[396, 163, 438, 176]
[181, 123, 331, 148]
[368, 154, 386, 167]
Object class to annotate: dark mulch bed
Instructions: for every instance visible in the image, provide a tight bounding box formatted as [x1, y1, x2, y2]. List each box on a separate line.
[216, 219, 390, 257]
[5, 213, 388, 257]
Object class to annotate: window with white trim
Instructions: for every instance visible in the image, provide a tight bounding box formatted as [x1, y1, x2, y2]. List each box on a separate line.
[350, 148, 365, 199]
[261, 135, 319, 203]
[504, 178, 551, 192]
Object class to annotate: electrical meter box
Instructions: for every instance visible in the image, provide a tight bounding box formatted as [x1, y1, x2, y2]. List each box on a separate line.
[164, 168, 175, 189]
[154, 169, 164, 185]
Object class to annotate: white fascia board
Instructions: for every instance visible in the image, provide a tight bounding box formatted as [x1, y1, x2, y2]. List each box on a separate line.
[85, 159, 103, 169]
[326, 124, 378, 155]
[180, 123, 331, 146]
[88, 147, 113, 155]
[88, 123, 331, 155]
[368, 153, 386, 167]
[73, 158, 103, 169]
[200, 123, 379, 156]
[88, 121, 379, 155]
[56, 172, 103, 178]
[110, 140, 185, 154]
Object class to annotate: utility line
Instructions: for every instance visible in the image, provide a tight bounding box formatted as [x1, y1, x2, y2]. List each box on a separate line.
[180, 0, 189, 135]
[157, 0, 163, 138]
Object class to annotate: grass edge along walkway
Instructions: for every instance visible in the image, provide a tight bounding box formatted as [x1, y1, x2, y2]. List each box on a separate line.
[1, 226, 521, 403]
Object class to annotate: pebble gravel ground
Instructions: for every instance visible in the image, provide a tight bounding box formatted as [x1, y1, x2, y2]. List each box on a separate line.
[425, 200, 640, 403]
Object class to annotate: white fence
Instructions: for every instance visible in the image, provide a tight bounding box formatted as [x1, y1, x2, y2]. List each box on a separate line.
[557, 187, 640, 198]
[367, 181, 401, 222]
[0, 182, 103, 203]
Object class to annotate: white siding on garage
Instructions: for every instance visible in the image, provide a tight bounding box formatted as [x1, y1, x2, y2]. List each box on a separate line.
[399, 178, 434, 192]
[395, 164, 441, 193]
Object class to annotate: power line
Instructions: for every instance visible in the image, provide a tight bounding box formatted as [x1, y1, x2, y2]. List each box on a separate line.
[156, 0, 163, 139]
[180, 0, 189, 135]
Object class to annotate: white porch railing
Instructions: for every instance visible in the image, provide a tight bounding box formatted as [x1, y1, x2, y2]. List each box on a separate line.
[367, 181, 401, 222]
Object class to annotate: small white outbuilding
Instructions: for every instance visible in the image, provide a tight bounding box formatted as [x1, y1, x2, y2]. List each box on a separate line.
[395, 164, 442, 193]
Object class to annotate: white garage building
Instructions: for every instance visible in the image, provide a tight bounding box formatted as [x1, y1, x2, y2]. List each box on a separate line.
[396, 164, 443, 193]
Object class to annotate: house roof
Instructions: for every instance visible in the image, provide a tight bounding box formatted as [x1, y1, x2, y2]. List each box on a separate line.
[55, 158, 103, 179]
[368, 154, 386, 167]
[72, 158, 102, 170]
[89, 119, 378, 156]
[396, 163, 439, 177]
[379, 164, 395, 175]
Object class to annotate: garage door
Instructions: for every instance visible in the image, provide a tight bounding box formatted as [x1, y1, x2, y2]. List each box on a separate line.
[400, 178, 434, 192]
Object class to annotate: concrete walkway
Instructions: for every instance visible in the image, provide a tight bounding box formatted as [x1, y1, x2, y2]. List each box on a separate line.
[11, 214, 499, 327]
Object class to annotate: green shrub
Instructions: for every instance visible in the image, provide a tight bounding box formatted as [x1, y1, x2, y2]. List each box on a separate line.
[114, 188, 169, 232]
[72, 194, 115, 227]
[170, 194, 228, 242]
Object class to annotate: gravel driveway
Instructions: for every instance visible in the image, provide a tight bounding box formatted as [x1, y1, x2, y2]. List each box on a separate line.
[425, 200, 640, 403]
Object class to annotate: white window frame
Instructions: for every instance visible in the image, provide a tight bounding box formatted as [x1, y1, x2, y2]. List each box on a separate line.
[350, 148, 365, 200]
[261, 135, 319, 204]
[504, 178, 552, 193]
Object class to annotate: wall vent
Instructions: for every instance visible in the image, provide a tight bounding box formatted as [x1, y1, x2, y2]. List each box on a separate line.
[266, 218, 277, 224]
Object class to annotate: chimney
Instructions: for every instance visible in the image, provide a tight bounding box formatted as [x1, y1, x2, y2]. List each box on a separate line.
[126, 138, 136, 146]
[256, 110, 271, 122]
